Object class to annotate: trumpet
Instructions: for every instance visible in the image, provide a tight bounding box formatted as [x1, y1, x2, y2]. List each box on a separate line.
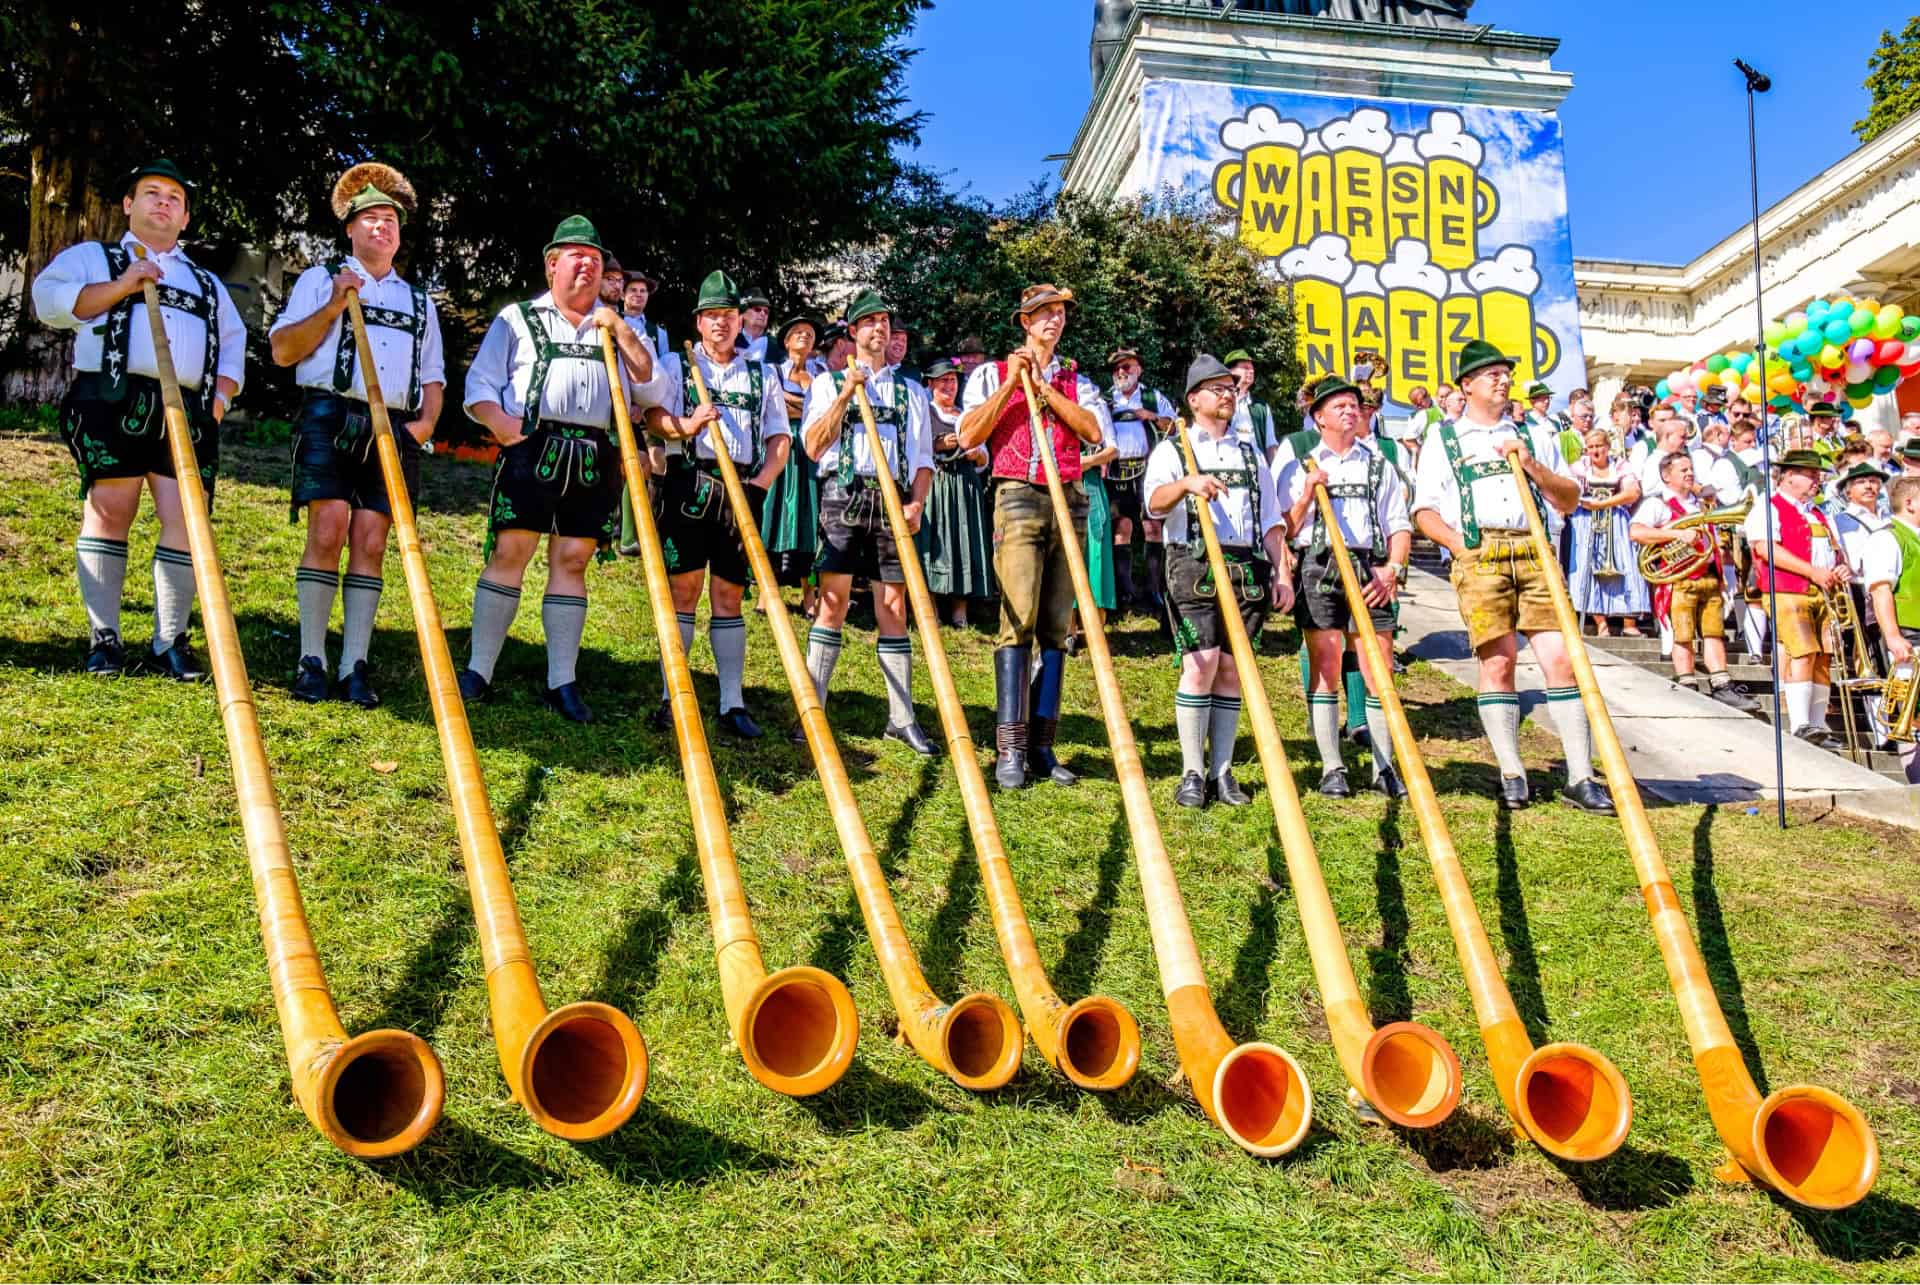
[1881, 658, 1919, 742]
[1637, 498, 1751, 584]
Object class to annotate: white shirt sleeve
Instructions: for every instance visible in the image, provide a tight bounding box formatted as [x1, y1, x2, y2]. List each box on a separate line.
[907, 380, 935, 477]
[1143, 439, 1185, 520]
[1272, 450, 1305, 526]
[419, 294, 446, 389]
[267, 264, 332, 339]
[1153, 390, 1177, 419]
[759, 361, 790, 440]
[960, 362, 998, 414]
[211, 276, 247, 394]
[1255, 451, 1284, 539]
[1863, 526, 1902, 589]
[1742, 502, 1776, 548]
[799, 374, 841, 460]
[1377, 452, 1411, 538]
[1410, 422, 1454, 520]
[1631, 495, 1670, 528]
[29, 242, 107, 330]
[463, 311, 518, 419]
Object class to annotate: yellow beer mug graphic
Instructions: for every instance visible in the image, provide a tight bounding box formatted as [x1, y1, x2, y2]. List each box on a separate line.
[1346, 263, 1388, 367]
[1417, 110, 1500, 272]
[1379, 240, 1447, 406]
[1440, 270, 1480, 383]
[1468, 246, 1559, 389]
[1324, 109, 1393, 265]
[1282, 233, 1355, 381]
[1384, 135, 1426, 247]
[1212, 108, 1308, 259]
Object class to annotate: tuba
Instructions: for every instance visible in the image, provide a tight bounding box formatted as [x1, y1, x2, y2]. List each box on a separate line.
[1882, 659, 1919, 743]
[1638, 497, 1752, 584]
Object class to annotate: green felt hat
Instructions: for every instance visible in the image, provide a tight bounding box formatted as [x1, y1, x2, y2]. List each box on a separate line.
[1455, 337, 1518, 381]
[1773, 448, 1831, 473]
[1222, 348, 1254, 367]
[124, 158, 194, 198]
[1806, 399, 1842, 419]
[844, 288, 892, 327]
[1838, 460, 1889, 487]
[924, 358, 959, 381]
[1306, 374, 1362, 412]
[331, 162, 416, 225]
[543, 215, 607, 257]
[1525, 381, 1553, 400]
[1185, 353, 1236, 397]
[693, 270, 740, 313]
[1901, 437, 1920, 461]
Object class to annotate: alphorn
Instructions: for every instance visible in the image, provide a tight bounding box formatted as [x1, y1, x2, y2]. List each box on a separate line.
[603, 329, 858, 1094]
[132, 246, 443, 1157]
[1168, 417, 1459, 1129]
[1504, 447, 1877, 1207]
[845, 359, 1138, 1089]
[1305, 479, 1628, 1159]
[346, 294, 647, 1139]
[681, 345, 1019, 1089]
[1014, 370, 1310, 1153]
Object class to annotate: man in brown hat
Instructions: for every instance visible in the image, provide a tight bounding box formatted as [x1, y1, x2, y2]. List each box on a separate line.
[1744, 448, 1846, 748]
[1104, 347, 1173, 615]
[957, 283, 1104, 789]
[269, 162, 444, 708]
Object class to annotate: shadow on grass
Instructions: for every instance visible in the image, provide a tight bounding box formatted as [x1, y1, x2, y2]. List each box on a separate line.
[0, 634, 89, 675]
[792, 1057, 941, 1133]
[991, 1050, 1189, 1128]
[1366, 798, 1413, 1027]
[364, 884, 472, 1038]
[578, 1101, 791, 1185]
[1217, 836, 1290, 1041]
[1553, 1142, 1695, 1211]
[1402, 1106, 1516, 1172]
[915, 761, 987, 1002]
[1050, 808, 1130, 1005]
[805, 752, 935, 981]
[1690, 804, 1769, 1091]
[381, 1117, 567, 1200]
[1492, 803, 1550, 1044]
[596, 849, 702, 1012]
[1788, 1192, 1920, 1264]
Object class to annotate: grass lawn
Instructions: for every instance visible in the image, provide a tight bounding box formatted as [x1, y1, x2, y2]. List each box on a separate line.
[1, 428, 1917, 1281]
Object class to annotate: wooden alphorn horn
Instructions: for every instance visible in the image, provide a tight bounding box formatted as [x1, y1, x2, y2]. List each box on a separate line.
[603, 330, 858, 1094]
[1168, 417, 1459, 1129]
[1503, 447, 1877, 1206]
[1013, 369, 1310, 1153]
[681, 345, 1019, 1089]
[131, 246, 443, 1157]
[845, 358, 1137, 1088]
[346, 293, 647, 1138]
[1305, 478, 1628, 1159]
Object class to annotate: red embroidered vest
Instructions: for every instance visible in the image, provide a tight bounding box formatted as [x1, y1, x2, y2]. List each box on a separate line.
[1755, 493, 1812, 594]
[988, 361, 1083, 484]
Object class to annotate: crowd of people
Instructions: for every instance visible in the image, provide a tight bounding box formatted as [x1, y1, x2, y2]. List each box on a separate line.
[31, 158, 1920, 813]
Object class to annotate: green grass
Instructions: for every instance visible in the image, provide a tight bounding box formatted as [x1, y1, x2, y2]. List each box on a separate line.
[1, 429, 1917, 1281]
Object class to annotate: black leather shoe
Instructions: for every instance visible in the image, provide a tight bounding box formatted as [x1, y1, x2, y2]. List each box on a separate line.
[543, 682, 595, 724]
[789, 721, 809, 746]
[648, 698, 673, 732]
[337, 660, 381, 709]
[1709, 683, 1759, 712]
[86, 628, 125, 676]
[1027, 649, 1076, 785]
[292, 655, 330, 703]
[152, 633, 205, 682]
[1500, 774, 1532, 809]
[1175, 771, 1209, 808]
[1028, 719, 1077, 785]
[1318, 768, 1352, 798]
[885, 722, 939, 756]
[718, 706, 763, 739]
[1212, 769, 1253, 806]
[1793, 724, 1840, 750]
[1374, 765, 1408, 800]
[1346, 725, 1372, 751]
[457, 668, 492, 703]
[1561, 778, 1616, 815]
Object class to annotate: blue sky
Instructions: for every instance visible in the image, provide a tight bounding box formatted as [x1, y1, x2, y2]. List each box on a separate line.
[901, 0, 1910, 265]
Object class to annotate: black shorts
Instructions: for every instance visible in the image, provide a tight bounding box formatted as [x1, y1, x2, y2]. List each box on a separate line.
[289, 392, 421, 522]
[486, 422, 621, 551]
[658, 458, 762, 585]
[815, 477, 905, 583]
[1293, 545, 1394, 634]
[1166, 541, 1270, 656]
[59, 372, 217, 501]
[1106, 459, 1146, 526]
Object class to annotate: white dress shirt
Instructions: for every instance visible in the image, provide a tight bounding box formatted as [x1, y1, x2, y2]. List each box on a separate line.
[1274, 436, 1410, 552]
[270, 257, 445, 410]
[959, 358, 1101, 418]
[464, 291, 669, 430]
[1832, 502, 1888, 573]
[801, 362, 934, 482]
[1688, 444, 1744, 505]
[1412, 413, 1573, 534]
[32, 232, 247, 394]
[1743, 494, 1836, 570]
[1106, 384, 1173, 460]
[1143, 426, 1283, 548]
[1862, 519, 1914, 590]
[663, 345, 790, 465]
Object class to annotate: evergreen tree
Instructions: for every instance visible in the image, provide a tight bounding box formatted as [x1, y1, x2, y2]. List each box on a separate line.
[1854, 17, 1920, 144]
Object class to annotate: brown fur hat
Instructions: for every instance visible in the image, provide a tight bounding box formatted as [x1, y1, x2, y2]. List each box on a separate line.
[331, 162, 417, 223]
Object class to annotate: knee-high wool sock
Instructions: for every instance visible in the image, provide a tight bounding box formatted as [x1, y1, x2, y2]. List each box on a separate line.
[711, 614, 747, 710]
[1783, 679, 1813, 732]
[542, 592, 587, 688]
[806, 626, 844, 702]
[151, 545, 195, 651]
[1475, 691, 1527, 779]
[77, 536, 128, 637]
[295, 566, 339, 664]
[1545, 685, 1594, 786]
[1208, 694, 1242, 779]
[661, 611, 697, 698]
[1175, 688, 1211, 778]
[877, 634, 915, 727]
[338, 573, 382, 676]
[466, 577, 522, 681]
[1364, 694, 1396, 782]
[1809, 682, 1832, 731]
[1308, 691, 1342, 775]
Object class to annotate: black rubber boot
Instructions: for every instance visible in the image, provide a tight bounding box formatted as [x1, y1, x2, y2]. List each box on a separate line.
[993, 644, 1031, 789]
[1113, 552, 1137, 616]
[1028, 648, 1077, 785]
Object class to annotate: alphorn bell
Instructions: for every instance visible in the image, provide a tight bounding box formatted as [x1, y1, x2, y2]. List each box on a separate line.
[603, 329, 858, 1094]
[1503, 446, 1877, 1207]
[131, 246, 443, 1157]
[845, 359, 1137, 1089]
[681, 345, 1019, 1090]
[1305, 479, 1629, 1159]
[1014, 369, 1310, 1153]
[1169, 417, 1459, 1129]
[345, 293, 647, 1139]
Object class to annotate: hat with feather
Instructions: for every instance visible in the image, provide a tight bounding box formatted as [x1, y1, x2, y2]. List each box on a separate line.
[331, 162, 417, 225]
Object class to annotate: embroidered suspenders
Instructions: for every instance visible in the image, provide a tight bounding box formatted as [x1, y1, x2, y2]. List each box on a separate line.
[1437, 419, 1543, 550]
[826, 370, 910, 488]
[684, 356, 767, 474]
[1184, 436, 1265, 561]
[98, 242, 221, 420]
[326, 261, 429, 410]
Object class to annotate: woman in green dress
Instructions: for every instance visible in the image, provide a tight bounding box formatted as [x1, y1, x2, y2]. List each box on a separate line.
[760, 315, 823, 617]
[921, 359, 995, 627]
[1073, 394, 1119, 648]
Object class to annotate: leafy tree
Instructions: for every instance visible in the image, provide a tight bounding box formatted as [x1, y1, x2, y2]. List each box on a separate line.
[1855, 17, 1920, 144]
[858, 180, 1300, 412]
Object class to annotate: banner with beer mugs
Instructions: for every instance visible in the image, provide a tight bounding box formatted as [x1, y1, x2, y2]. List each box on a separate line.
[1137, 80, 1584, 412]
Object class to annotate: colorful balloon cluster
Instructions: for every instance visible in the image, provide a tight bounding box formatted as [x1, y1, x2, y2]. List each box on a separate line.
[1658, 295, 1920, 418]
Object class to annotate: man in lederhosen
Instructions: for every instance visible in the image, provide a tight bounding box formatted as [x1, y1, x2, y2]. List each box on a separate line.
[957, 283, 1105, 790]
[1104, 347, 1173, 617]
[456, 215, 661, 723]
[1411, 338, 1614, 813]
[1277, 373, 1413, 799]
[269, 162, 444, 708]
[32, 158, 247, 679]
[642, 270, 791, 740]
[1144, 355, 1294, 808]
[798, 287, 938, 754]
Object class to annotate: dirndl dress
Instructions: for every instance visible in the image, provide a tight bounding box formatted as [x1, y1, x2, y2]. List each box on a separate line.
[761, 360, 820, 586]
[1567, 464, 1648, 617]
[1082, 463, 1117, 612]
[922, 411, 996, 599]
